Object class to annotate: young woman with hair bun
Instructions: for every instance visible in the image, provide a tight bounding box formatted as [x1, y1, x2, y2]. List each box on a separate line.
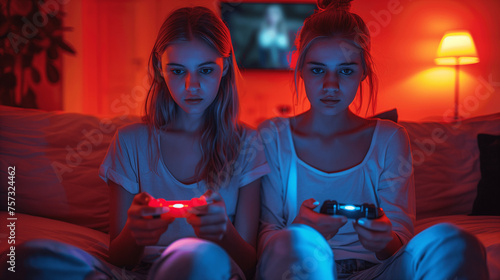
[256, 0, 489, 279]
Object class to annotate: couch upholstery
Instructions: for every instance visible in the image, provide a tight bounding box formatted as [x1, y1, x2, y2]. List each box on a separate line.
[1, 105, 499, 277]
[399, 114, 500, 279]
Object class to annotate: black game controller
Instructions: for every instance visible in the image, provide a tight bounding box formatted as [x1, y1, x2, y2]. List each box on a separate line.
[320, 200, 382, 219]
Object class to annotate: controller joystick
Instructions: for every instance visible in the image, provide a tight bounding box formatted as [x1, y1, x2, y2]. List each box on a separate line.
[320, 200, 382, 220]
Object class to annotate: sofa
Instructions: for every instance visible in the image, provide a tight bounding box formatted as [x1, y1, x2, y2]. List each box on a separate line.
[1, 105, 499, 278]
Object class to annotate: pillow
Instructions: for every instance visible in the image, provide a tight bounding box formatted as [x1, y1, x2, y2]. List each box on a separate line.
[0, 105, 139, 232]
[400, 113, 500, 218]
[370, 108, 398, 123]
[471, 134, 500, 216]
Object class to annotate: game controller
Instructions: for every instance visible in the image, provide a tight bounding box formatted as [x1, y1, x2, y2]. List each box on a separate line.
[148, 196, 207, 218]
[320, 200, 382, 220]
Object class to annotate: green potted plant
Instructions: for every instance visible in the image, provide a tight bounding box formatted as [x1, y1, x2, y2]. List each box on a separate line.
[0, 0, 75, 109]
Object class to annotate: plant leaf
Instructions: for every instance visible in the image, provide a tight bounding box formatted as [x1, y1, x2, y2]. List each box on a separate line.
[0, 72, 17, 89]
[57, 38, 76, 54]
[46, 61, 59, 83]
[11, 15, 24, 28]
[28, 42, 44, 54]
[22, 54, 33, 68]
[47, 44, 59, 60]
[20, 87, 38, 109]
[0, 87, 16, 107]
[0, 9, 8, 38]
[31, 67, 41, 84]
[0, 54, 15, 68]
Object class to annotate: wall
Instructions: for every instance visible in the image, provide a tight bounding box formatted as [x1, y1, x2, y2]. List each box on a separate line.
[62, 0, 500, 126]
[354, 0, 500, 122]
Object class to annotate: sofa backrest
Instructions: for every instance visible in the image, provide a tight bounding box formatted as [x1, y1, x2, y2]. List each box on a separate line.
[400, 113, 500, 219]
[2, 105, 499, 230]
[0, 106, 139, 233]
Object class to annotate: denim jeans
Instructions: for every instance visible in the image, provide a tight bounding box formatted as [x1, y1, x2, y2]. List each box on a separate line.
[1, 237, 243, 280]
[256, 223, 489, 280]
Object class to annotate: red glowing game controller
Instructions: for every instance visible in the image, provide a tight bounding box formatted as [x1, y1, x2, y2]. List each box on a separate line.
[148, 196, 208, 218]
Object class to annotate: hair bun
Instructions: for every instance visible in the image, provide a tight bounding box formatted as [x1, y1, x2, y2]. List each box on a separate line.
[317, 0, 353, 11]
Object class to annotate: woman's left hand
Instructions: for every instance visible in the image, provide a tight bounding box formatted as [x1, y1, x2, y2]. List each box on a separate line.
[352, 212, 394, 253]
[186, 190, 229, 242]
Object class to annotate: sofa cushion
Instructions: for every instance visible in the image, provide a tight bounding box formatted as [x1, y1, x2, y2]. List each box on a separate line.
[0, 106, 138, 233]
[400, 113, 500, 219]
[471, 134, 500, 216]
[0, 211, 110, 262]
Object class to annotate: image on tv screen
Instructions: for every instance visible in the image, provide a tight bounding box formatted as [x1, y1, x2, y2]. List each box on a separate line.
[221, 2, 316, 70]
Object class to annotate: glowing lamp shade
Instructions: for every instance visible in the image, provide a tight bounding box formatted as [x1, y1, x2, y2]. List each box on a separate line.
[435, 31, 479, 65]
[434, 31, 479, 120]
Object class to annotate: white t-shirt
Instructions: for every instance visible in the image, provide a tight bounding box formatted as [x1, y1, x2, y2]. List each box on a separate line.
[258, 118, 415, 264]
[99, 122, 269, 261]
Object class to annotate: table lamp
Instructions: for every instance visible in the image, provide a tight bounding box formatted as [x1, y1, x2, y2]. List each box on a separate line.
[435, 31, 479, 120]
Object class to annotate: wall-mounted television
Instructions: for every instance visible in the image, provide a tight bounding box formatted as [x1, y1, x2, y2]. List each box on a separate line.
[220, 2, 316, 70]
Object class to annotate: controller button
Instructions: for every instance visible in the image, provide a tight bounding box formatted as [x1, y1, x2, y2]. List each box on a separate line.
[171, 204, 186, 208]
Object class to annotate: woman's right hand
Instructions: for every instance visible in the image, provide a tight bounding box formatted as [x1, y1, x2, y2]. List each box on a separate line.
[126, 192, 174, 246]
[292, 198, 347, 240]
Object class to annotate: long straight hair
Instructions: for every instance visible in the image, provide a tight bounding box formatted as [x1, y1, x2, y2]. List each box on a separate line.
[143, 6, 241, 190]
[294, 0, 377, 115]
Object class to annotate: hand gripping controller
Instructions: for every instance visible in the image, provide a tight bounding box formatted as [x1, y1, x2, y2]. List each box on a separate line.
[320, 200, 382, 219]
[148, 196, 207, 218]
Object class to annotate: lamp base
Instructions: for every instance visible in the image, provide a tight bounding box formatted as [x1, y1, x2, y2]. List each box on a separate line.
[454, 63, 460, 120]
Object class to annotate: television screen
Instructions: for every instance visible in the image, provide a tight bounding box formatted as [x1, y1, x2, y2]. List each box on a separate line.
[220, 2, 316, 70]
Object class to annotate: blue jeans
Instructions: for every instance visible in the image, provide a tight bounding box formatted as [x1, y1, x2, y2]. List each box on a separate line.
[0, 239, 114, 280]
[257, 223, 489, 280]
[1, 238, 242, 280]
[257, 224, 336, 280]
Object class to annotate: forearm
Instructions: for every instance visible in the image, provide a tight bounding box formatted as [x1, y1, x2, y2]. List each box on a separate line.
[376, 230, 403, 260]
[109, 222, 144, 268]
[217, 221, 257, 274]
